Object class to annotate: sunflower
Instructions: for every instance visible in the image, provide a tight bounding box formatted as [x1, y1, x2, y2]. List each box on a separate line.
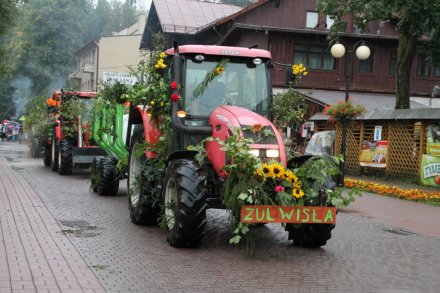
[261, 163, 273, 177]
[289, 173, 299, 185]
[215, 66, 224, 75]
[292, 188, 304, 199]
[271, 163, 284, 178]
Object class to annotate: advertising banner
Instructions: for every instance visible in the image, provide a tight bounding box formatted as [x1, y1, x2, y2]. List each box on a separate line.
[426, 124, 440, 156]
[103, 72, 138, 85]
[421, 124, 440, 187]
[420, 155, 440, 187]
[359, 140, 388, 168]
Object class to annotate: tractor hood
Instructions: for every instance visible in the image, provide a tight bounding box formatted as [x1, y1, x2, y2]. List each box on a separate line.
[206, 105, 287, 175]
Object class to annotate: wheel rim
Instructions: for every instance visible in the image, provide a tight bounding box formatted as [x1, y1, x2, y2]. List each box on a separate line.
[51, 137, 55, 162]
[58, 142, 61, 168]
[164, 176, 177, 230]
[129, 143, 142, 207]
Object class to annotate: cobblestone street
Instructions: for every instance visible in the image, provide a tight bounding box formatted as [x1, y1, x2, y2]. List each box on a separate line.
[1, 142, 440, 293]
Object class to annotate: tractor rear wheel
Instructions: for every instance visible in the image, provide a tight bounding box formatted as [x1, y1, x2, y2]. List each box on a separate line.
[50, 135, 59, 172]
[90, 156, 103, 192]
[98, 157, 119, 196]
[163, 159, 207, 248]
[285, 223, 334, 248]
[127, 125, 160, 225]
[43, 143, 51, 166]
[58, 139, 73, 175]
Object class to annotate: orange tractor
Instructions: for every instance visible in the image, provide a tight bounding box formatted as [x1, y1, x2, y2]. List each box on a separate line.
[47, 90, 106, 175]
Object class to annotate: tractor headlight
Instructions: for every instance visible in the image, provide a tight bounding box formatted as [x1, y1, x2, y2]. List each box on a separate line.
[266, 149, 279, 158]
[249, 149, 260, 157]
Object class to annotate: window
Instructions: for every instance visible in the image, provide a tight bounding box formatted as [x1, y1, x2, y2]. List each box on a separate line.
[306, 11, 318, 28]
[294, 44, 335, 70]
[326, 15, 334, 29]
[417, 54, 430, 77]
[389, 50, 397, 75]
[359, 51, 374, 73]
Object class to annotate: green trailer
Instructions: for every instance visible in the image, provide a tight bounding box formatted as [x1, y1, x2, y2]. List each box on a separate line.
[90, 103, 129, 195]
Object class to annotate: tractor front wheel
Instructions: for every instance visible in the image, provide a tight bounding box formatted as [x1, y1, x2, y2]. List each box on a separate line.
[163, 159, 207, 248]
[127, 125, 160, 225]
[58, 139, 73, 175]
[98, 157, 119, 196]
[285, 223, 335, 248]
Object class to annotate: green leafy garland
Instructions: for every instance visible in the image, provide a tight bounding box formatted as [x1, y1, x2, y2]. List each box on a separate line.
[192, 58, 229, 99]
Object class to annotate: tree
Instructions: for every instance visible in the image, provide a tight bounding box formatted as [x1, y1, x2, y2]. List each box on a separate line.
[317, 0, 440, 109]
[7, 0, 90, 95]
[0, 0, 18, 37]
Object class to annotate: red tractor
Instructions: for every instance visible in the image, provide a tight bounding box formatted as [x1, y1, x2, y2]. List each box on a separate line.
[126, 44, 335, 248]
[49, 90, 106, 175]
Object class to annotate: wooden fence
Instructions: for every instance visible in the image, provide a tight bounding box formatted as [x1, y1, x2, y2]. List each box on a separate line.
[314, 118, 434, 183]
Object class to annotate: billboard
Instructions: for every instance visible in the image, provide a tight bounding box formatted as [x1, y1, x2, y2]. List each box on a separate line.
[420, 124, 440, 187]
[359, 140, 388, 168]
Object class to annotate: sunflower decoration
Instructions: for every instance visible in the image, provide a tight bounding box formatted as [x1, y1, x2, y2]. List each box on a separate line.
[192, 58, 229, 99]
[215, 66, 224, 75]
[254, 162, 305, 201]
[154, 51, 167, 69]
[260, 163, 273, 177]
[292, 187, 305, 199]
[271, 162, 284, 179]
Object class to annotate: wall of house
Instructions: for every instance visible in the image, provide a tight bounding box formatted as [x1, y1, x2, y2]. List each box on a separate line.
[214, 0, 440, 96]
[97, 35, 144, 89]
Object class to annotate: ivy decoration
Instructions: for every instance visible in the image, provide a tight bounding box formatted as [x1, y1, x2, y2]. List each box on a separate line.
[192, 58, 229, 99]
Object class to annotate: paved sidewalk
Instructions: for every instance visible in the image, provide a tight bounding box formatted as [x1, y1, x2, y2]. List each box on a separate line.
[0, 157, 105, 293]
[343, 177, 440, 238]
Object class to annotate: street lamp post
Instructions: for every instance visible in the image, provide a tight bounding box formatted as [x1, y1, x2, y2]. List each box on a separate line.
[330, 41, 371, 187]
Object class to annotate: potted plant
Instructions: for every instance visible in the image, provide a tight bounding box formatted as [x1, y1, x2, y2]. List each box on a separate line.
[271, 63, 308, 128]
[323, 99, 366, 122]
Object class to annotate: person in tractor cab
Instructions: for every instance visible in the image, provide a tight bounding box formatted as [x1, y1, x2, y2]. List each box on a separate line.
[46, 91, 61, 113]
[194, 80, 228, 115]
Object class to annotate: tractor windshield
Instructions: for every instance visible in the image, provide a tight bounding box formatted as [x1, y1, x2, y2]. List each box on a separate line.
[184, 57, 270, 117]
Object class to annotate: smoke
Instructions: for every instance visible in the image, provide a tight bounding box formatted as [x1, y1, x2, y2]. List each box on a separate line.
[11, 76, 33, 119]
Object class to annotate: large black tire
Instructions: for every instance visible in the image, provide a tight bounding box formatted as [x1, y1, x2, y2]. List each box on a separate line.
[43, 143, 51, 166]
[127, 125, 161, 225]
[90, 156, 103, 192]
[285, 223, 335, 248]
[98, 157, 119, 196]
[162, 159, 207, 248]
[58, 139, 73, 175]
[50, 135, 59, 172]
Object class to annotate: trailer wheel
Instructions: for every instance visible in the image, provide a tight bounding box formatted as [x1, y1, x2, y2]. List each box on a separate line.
[127, 126, 160, 225]
[98, 157, 119, 196]
[285, 223, 334, 248]
[90, 156, 103, 192]
[163, 159, 207, 248]
[58, 139, 73, 175]
[50, 135, 59, 171]
[43, 143, 51, 166]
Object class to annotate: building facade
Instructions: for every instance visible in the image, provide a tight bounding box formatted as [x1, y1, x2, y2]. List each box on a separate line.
[70, 14, 147, 91]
